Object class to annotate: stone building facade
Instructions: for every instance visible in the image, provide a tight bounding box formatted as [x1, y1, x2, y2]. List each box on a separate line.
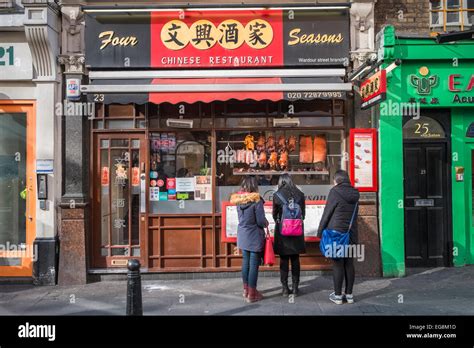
[374, 0, 431, 36]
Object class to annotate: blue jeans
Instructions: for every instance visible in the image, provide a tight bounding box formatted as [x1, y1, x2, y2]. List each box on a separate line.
[241, 250, 261, 288]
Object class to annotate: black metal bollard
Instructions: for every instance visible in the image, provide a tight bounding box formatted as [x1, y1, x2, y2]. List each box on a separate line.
[126, 259, 143, 316]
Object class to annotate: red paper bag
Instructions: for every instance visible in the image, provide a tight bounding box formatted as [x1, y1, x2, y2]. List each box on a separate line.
[263, 229, 275, 266]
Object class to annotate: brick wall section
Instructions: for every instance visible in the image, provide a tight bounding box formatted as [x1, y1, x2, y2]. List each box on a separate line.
[375, 0, 431, 36]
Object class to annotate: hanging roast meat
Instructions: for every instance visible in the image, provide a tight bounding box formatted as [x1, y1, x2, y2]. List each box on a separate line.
[268, 152, 278, 169]
[266, 135, 276, 153]
[279, 151, 289, 170]
[258, 151, 267, 168]
[299, 135, 313, 163]
[277, 135, 287, 153]
[313, 135, 327, 166]
[244, 134, 255, 151]
[288, 135, 297, 152]
[256, 135, 266, 152]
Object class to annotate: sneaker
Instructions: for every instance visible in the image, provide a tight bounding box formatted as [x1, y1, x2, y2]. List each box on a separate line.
[344, 293, 354, 304]
[329, 292, 343, 305]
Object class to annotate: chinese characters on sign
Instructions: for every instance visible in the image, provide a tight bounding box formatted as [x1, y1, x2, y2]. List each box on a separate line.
[360, 70, 386, 109]
[218, 20, 244, 49]
[86, 9, 349, 68]
[160, 18, 273, 50]
[408, 66, 474, 105]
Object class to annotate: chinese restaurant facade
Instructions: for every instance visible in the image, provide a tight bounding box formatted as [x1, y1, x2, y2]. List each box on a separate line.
[76, 4, 378, 276]
[376, 26, 474, 277]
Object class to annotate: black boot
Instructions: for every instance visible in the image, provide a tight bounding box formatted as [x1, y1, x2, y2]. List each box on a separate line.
[281, 281, 291, 297]
[281, 269, 291, 297]
[292, 278, 300, 297]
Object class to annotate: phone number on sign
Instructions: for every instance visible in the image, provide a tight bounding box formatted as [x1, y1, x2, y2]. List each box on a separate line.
[286, 92, 344, 100]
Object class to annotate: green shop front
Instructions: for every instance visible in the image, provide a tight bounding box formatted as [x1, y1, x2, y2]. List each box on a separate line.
[376, 26, 474, 277]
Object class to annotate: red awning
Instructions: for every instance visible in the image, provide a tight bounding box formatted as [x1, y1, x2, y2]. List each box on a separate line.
[149, 77, 283, 104]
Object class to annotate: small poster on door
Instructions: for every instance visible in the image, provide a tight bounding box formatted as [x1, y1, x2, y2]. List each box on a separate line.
[101, 167, 109, 186]
[131, 167, 140, 186]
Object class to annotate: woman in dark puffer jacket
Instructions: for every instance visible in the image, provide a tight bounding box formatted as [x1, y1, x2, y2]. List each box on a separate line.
[230, 176, 269, 303]
[317, 170, 360, 305]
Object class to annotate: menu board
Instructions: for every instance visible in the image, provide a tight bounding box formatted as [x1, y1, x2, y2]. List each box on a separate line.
[350, 129, 378, 192]
[221, 201, 325, 243]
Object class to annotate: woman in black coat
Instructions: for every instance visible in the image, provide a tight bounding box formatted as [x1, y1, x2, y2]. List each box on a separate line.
[317, 170, 359, 305]
[272, 174, 306, 297]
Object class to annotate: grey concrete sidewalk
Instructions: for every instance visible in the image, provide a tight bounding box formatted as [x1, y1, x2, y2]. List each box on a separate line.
[0, 266, 473, 316]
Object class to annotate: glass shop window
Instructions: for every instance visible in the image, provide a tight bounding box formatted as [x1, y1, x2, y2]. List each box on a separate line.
[213, 100, 270, 128]
[148, 102, 212, 129]
[149, 131, 212, 214]
[215, 130, 344, 212]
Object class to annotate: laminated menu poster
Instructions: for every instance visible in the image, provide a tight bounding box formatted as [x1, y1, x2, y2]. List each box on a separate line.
[221, 201, 325, 242]
[194, 176, 212, 200]
[350, 129, 378, 192]
[176, 177, 195, 192]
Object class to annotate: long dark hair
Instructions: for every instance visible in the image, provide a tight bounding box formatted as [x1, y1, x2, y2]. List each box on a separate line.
[277, 173, 298, 192]
[240, 176, 259, 193]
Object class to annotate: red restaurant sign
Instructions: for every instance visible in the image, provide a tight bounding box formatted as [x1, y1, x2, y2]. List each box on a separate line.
[360, 69, 387, 109]
[85, 8, 350, 69]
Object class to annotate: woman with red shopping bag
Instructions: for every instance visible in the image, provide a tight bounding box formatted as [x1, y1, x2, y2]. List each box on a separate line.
[230, 176, 269, 303]
[264, 228, 275, 266]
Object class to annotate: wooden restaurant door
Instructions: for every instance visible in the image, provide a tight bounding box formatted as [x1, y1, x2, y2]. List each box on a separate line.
[92, 133, 148, 268]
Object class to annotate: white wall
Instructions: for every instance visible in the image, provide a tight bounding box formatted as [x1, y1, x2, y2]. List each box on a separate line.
[0, 81, 59, 240]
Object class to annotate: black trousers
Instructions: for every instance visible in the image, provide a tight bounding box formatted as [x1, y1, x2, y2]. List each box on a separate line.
[332, 257, 355, 295]
[279, 254, 300, 283]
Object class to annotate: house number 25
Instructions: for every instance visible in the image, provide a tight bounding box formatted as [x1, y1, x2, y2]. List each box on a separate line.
[414, 123, 430, 136]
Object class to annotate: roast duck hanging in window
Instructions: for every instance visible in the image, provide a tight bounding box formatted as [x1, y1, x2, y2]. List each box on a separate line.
[234, 133, 326, 173]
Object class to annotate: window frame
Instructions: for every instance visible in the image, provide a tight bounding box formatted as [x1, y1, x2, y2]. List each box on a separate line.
[430, 0, 474, 32]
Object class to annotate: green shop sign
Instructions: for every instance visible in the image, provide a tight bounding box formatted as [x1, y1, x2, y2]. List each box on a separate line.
[405, 65, 474, 106]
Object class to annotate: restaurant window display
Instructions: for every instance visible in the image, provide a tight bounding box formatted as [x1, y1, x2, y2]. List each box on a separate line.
[215, 99, 345, 211]
[96, 99, 346, 215]
[91, 98, 347, 269]
[149, 131, 212, 214]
